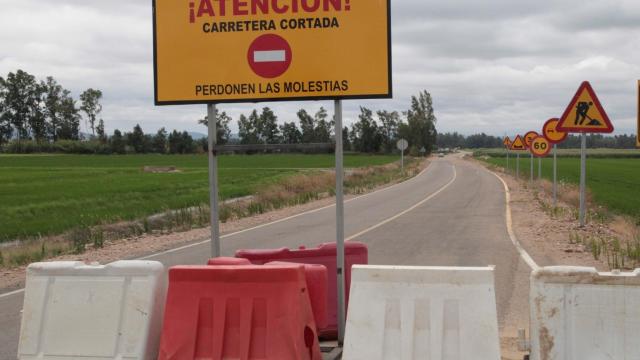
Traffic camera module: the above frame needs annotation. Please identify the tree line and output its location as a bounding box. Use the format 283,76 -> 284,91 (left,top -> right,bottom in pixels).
0,70 -> 104,145
2,78 -> 439,155
223,90 -> 438,155
437,132 -> 639,149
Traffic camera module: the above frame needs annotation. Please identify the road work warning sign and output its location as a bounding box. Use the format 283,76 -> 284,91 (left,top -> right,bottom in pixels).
557,81 -> 614,133
153,0 -> 392,105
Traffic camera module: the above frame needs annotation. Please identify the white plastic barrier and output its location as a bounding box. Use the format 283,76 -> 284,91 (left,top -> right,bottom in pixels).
530,266 -> 640,360
18,261 -> 166,360
343,265 -> 500,360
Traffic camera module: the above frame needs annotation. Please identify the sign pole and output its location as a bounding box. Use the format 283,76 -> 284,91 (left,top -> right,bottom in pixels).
530,152 -> 534,183
334,99 -> 346,345
553,144 -> 557,208
506,148 -> 510,173
516,153 -> 520,179
538,157 -> 542,180
207,103 -> 221,257
401,147 -> 404,173
579,133 -> 587,227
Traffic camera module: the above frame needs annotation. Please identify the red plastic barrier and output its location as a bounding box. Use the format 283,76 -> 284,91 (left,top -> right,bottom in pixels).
207,257 -> 251,266
236,242 -> 368,338
206,257 -> 328,329
266,261 -> 328,329
158,264 -> 321,360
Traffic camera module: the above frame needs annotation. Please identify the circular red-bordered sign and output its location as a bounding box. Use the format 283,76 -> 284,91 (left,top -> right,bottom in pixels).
542,118 -> 568,144
247,34 -> 292,79
524,131 -> 539,149
530,136 -> 552,157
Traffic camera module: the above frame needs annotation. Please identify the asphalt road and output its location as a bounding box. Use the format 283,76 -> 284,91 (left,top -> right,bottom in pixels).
0,155 -> 531,359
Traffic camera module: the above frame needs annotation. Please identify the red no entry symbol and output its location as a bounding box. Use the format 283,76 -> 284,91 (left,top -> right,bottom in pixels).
247,34 -> 292,79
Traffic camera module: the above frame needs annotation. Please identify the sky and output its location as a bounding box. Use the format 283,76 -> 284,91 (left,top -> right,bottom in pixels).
1,0 -> 639,137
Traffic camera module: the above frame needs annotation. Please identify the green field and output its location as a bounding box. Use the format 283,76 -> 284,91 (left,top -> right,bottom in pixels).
483,153 -> 640,220
0,154 -> 397,242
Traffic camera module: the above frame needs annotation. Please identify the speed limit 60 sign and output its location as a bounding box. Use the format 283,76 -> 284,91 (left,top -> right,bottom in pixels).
530,136 -> 551,157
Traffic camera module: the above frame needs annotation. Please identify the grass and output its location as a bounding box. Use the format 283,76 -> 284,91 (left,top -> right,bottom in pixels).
0,154 -> 398,242
483,155 -> 640,221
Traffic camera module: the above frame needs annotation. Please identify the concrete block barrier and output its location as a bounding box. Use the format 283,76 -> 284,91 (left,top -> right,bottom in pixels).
236,242 -> 368,338
343,265 -> 500,360
18,260 -> 166,360
530,266 -> 640,360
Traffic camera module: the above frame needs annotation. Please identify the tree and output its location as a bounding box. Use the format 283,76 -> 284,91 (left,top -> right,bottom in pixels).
43,77 -> 66,141
259,107 -> 280,143
3,70 -> 42,142
152,128 -> 168,154
96,119 -> 107,143
314,107 -> 333,143
110,129 -> 126,154
280,122 -> 302,144
297,109 -> 316,143
128,124 -> 145,153
404,90 -> 437,154
377,110 -> 400,153
0,76 -> 11,145
79,88 -> 103,136
342,126 -> 351,151
57,96 -> 80,140
198,111 -> 232,144
351,107 -> 383,153
238,111 -> 260,144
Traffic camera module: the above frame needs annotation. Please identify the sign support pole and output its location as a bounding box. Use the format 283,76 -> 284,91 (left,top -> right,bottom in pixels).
553,144 -> 557,208
207,103 -> 221,258
506,148 -> 510,174
530,153 -> 534,183
579,133 -> 587,227
516,153 -> 520,180
401,148 -> 404,173
538,157 -> 542,180
334,99 -> 346,345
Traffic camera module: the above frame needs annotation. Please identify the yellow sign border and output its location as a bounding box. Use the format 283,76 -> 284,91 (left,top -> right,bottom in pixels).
152,0 -> 393,105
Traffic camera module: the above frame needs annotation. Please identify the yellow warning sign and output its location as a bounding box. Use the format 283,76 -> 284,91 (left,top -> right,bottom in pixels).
557,81 -> 614,133
503,137 -> 512,148
510,135 -> 526,151
153,0 -> 391,105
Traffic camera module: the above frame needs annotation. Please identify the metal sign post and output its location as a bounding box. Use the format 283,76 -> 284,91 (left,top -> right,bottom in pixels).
553,144 -> 558,207
538,157 -> 542,180
579,133 -> 587,227
207,104 -> 221,257
530,152 -> 534,183
506,148 -> 510,174
334,100 -> 346,345
516,153 -> 520,179
396,139 -> 408,172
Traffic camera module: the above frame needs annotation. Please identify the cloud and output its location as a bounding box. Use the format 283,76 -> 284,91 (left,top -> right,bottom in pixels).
1,0 -> 639,136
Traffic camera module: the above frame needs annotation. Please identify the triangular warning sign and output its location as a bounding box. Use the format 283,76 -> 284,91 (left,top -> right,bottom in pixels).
510,135 -> 526,151
503,137 -> 511,147
557,81 -> 614,133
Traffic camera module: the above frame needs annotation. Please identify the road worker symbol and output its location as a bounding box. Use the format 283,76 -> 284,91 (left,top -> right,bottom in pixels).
557,81 -> 614,133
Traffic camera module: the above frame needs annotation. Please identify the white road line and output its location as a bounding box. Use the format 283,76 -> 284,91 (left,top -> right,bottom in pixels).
346,164 -> 457,241
488,169 -> 540,270
0,163 -> 436,300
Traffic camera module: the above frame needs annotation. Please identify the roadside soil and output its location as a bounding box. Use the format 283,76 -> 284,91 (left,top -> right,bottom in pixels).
0,159 -> 430,292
